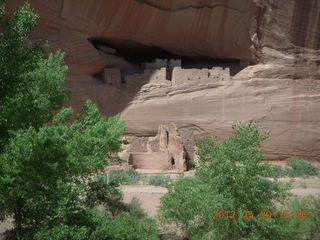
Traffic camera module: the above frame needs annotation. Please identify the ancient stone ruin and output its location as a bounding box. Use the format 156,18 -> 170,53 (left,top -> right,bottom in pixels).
120,123 -> 188,172
103,59 -> 230,172
104,58 -> 230,89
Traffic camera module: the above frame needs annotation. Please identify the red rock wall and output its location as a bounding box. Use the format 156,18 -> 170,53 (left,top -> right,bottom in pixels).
255,0 -> 320,64
7,0 -> 320,72
6,1 -> 320,161
7,0 -> 255,74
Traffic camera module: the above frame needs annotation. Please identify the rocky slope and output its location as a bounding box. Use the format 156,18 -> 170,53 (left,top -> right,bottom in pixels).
6,0 -> 320,161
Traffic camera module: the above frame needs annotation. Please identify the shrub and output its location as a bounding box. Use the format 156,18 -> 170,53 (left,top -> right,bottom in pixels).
107,169 -> 141,185
286,158 -> 318,177
90,209 -> 159,240
147,175 -> 172,187
269,165 -> 288,178
279,195 -> 320,240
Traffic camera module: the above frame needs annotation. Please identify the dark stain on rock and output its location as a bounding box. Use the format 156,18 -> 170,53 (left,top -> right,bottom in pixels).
316,4 -> 320,49
290,0 -> 312,48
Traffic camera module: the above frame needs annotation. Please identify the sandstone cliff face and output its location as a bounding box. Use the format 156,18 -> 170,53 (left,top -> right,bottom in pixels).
6,0 -> 320,161
65,63 -> 320,161
120,65 -> 320,161
7,0 -> 320,73
256,0 -> 320,65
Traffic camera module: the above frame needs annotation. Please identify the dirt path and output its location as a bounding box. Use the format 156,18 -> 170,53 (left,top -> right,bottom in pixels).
121,181 -> 320,218
121,185 -> 167,217
291,188 -> 320,196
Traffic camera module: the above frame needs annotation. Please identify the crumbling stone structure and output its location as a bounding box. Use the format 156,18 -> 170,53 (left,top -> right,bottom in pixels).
177,128 -> 195,162
104,58 -> 230,89
120,123 -> 187,172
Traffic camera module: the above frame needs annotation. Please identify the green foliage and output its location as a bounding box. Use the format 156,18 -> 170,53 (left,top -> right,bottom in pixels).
0,3 -> 159,240
159,123 -> 292,240
267,159 -> 319,178
84,174 -> 128,217
286,158 -> 319,177
40,195 -> 159,240
91,210 -> 159,240
268,165 -> 288,178
0,2 -> 69,149
147,175 -> 172,187
279,196 -> 320,240
107,169 -> 142,185
0,102 -> 126,238
34,224 -> 89,240
34,205 -> 159,240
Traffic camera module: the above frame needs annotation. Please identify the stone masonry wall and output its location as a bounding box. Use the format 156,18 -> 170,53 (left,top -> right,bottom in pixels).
172,67 -> 230,85
104,59 -> 230,89
125,67 -> 171,88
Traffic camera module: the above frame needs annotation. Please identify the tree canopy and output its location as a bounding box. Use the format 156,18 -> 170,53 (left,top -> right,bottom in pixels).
0,2 -> 158,239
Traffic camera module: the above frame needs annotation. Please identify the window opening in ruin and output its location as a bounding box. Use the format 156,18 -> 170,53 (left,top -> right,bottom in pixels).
171,157 -> 175,166
166,68 -> 173,81
120,69 -> 126,84
91,71 -> 105,83
166,131 -> 169,145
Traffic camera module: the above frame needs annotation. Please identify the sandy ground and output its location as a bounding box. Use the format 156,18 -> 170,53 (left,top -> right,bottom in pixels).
121,185 -> 167,217
0,219 -> 12,240
291,188 -> 320,196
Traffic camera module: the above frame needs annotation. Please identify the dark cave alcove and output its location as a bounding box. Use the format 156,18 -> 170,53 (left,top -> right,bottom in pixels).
88,37 -> 248,80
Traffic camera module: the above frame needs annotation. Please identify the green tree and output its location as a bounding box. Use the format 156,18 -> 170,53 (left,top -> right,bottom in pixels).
0,102 -> 126,238
0,1 -> 69,150
159,123 -> 292,240
0,2 -> 158,239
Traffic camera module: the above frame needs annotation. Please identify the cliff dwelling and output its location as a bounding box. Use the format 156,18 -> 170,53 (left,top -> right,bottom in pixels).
88,37 -> 248,82
103,58 -> 231,90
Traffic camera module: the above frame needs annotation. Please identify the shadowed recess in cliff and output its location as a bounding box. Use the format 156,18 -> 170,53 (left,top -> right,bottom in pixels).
88,37 -> 246,78
89,37 -> 179,63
